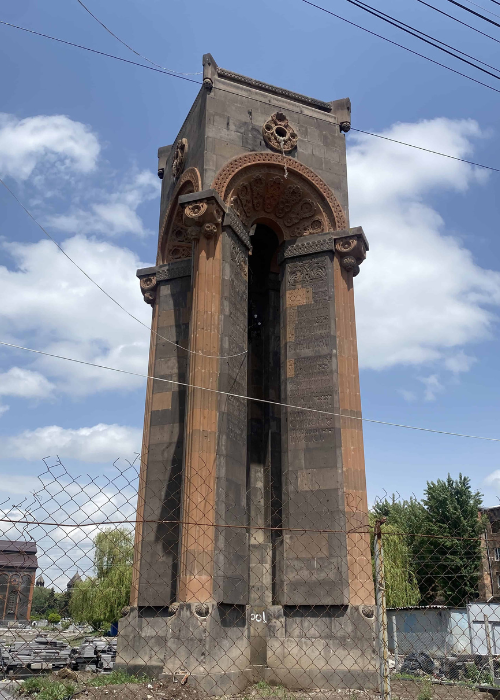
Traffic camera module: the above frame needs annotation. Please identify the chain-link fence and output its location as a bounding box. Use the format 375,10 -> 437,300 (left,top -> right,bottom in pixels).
0,459 -> 498,700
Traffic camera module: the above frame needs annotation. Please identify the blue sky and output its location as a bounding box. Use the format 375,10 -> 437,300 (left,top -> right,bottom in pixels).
1,0 -> 500,574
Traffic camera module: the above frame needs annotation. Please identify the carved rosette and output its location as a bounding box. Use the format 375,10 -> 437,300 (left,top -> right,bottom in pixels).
334,235 -> 367,277
171,138 -> 188,180
182,197 -> 224,240
262,112 -> 298,152
140,274 -> 157,305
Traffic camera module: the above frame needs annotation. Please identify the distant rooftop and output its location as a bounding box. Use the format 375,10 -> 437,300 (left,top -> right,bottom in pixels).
0,540 -> 38,570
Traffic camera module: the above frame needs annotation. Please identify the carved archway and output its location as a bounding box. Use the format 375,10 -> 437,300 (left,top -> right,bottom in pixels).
212,153 -> 347,239
157,167 -> 202,264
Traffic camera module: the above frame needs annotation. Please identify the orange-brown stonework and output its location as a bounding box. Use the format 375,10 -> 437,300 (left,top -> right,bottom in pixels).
157,167 -> 202,264
212,153 -> 347,236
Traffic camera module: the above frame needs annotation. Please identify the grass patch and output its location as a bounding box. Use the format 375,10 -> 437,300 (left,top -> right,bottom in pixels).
416,679 -> 433,700
85,669 -> 148,687
21,676 -> 76,700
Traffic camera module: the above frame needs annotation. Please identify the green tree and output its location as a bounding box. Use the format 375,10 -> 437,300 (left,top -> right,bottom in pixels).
70,528 -> 133,631
420,474 -> 484,606
31,586 -> 57,618
47,612 -> 61,625
372,475 -> 484,608
370,505 -> 422,608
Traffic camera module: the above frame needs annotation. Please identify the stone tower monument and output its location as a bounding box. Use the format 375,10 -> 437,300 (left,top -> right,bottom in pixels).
117,54 -> 376,693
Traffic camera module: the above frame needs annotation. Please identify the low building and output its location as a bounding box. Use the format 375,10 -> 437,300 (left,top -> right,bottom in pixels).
0,540 -> 38,621
387,606 -> 471,657
479,506 -> 500,602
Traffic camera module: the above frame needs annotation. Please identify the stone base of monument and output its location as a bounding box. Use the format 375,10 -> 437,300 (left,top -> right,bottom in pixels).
116,603 -> 378,695
116,603 -> 252,694
263,605 -> 379,691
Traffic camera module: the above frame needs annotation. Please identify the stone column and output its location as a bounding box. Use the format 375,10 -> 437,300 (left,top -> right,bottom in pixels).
176,192 -> 225,604
333,230 -> 375,606
277,232 -> 348,606
176,193 -> 251,606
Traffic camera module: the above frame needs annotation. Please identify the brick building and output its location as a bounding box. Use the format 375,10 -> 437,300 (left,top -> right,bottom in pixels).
0,540 -> 38,621
479,506 -> 500,602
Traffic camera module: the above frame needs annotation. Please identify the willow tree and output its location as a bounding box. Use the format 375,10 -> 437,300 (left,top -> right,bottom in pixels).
70,528 -> 133,631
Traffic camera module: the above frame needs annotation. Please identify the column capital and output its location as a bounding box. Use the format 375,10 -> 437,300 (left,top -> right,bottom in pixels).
136,259 -> 192,305
278,226 -> 369,276
179,189 -> 226,241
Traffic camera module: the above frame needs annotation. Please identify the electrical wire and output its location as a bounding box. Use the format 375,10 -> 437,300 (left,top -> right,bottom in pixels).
443,0 -> 500,27
0,176 -> 247,360
349,127 -> 500,171
301,1 -> 500,93
460,0 -> 500,19
358,0 -> 500,75
416,0 -> 500,45
4,15 -> 500,164
341,0 -> 500,81
3,10 -> 500,102
1,340 -> 500,443
74,0 -> 201,76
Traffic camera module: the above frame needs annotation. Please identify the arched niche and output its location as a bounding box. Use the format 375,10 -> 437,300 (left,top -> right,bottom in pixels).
212,153 -> 347,241
157,167 -> 202,264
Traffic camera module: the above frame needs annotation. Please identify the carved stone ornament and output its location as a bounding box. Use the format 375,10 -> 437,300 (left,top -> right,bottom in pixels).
139,274 -> 157,305
262,112 -> 298,153
212,153 -> 347,233
335,235 -> 367,277
157,167 -> 202,264
171,138 -> 188,179
182,196 -> 224,240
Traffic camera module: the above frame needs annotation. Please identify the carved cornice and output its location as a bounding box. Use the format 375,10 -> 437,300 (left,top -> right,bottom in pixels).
136,259 -> 192,304
216,68 -> 332,113
223,208 -> 251,250
212,152 -> 347,232
278,232 -> 337,264
278,226 -> 368,276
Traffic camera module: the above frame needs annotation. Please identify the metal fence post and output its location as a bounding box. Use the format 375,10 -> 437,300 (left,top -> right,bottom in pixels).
484,614 -> 496,686
374,519 -> 391,700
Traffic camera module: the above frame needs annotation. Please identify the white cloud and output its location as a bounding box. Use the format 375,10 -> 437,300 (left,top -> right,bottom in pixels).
0,423 -> 141,462
348,118 -> 500,372
46,170 -> 160,237
0,113 -> 100,181
399,389 -> 417,403
0,405 -> 9,416
484,470 -> 500,498
419,373 -> 444,401
444,351 -> 477,374
0,235 -> 152,396
0,367 -> 55,398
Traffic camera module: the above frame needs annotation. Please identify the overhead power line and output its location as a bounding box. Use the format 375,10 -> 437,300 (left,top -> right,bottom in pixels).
352,0 -> 500,75
301,1 -> 500,94
74,0 -> 201,76
350,127 -> 500,171
2,340 -> 500,443
1,21 -> 499,171
460,0 -> 500,19
0,176 -> 246,360
338,0 -> 500,81
416,0 -> 500,45
443,0 -> 500,27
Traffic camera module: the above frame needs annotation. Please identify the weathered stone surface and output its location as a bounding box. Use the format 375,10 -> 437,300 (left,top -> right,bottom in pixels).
123,52 -> 376,694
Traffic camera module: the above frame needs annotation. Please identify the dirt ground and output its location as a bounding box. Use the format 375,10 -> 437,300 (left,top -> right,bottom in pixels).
12,673 -> 500,700
74,680 -> 499,700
